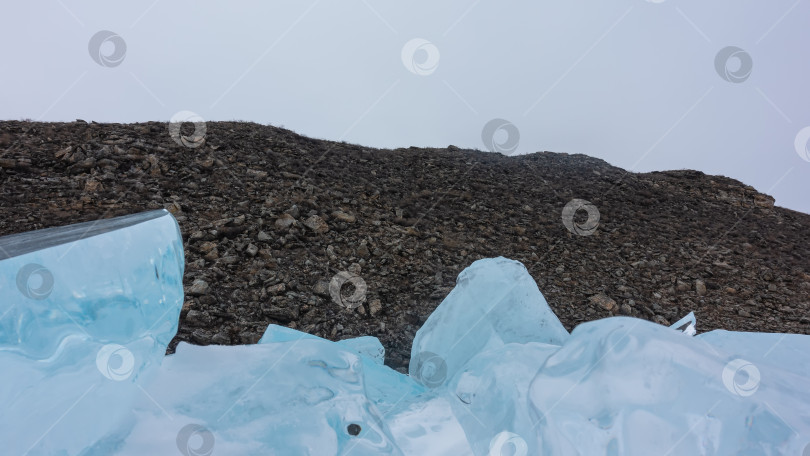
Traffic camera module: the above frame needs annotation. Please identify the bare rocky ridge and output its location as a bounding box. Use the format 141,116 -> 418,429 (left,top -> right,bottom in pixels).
1,120 -> 808,371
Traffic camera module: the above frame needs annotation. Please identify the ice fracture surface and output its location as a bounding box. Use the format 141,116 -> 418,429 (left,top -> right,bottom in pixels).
0,210 -> 185,455
1,212 -> 809,455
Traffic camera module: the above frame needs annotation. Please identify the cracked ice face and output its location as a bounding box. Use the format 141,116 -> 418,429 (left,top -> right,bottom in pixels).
0,210 -> 185,455
121,339 -> 403,455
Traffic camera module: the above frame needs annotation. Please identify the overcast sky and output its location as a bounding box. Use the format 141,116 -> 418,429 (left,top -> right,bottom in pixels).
1,1 -> 808,214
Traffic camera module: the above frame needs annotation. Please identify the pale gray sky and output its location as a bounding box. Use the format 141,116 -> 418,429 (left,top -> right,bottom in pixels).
1,0 -> 808,213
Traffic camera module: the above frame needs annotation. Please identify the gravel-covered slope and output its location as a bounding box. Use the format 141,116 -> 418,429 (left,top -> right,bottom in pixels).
1,120 -> 808,371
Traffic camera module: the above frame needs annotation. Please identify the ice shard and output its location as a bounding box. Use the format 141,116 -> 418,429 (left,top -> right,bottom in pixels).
0,210 -> 184,455
409,257 -> 569,389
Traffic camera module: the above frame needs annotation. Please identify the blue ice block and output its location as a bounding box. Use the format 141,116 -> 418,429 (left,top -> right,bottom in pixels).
0,210 -> 184,455
409,257 -> 569,389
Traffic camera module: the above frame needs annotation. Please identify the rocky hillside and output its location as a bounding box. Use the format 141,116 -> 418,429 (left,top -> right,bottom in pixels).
1,120 -> 808,371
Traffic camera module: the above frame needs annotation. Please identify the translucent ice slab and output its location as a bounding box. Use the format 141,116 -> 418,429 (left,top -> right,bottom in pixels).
0,210 -> 184,455
409,257 -> 569,389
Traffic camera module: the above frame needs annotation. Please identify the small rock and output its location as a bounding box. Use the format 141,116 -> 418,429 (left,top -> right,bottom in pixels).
263,304 -> 299,322
187,279 -> 210,296
725,287 -> 737,294
164,201 -> 182,214
190,329 -> 211,345
589,293 -> 618,312
313,280 -> 330,297
266,283 -> 286,295
246,169 -> 268,179
369,299 -> 382,316
675,280 -> 690,292
760,268 -> 774,282
653,315 -> 670,326
695,280 -> 707,296
738,309 -> 751,317
84,179 -> 102,192
184,309 -> 208,326
274,214 -> 296,231
198,241 -> 217,253
239,331 -> 262,344
246,243 -> 259,257
219,255 -> 239,265
753,193 -> 775,208
211,332 -> 231,345
356,244 -> 370,258
303,215 -> 329,234
332,210 -> 356,223
198,157 -> 215,168
620,303 -> 633,315
257,231 -> 273,242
